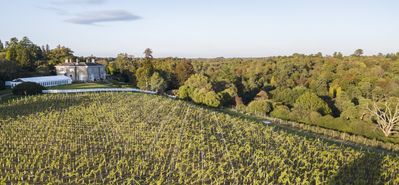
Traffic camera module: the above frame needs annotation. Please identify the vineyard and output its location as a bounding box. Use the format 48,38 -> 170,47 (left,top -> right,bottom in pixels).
0,93 -> 399,184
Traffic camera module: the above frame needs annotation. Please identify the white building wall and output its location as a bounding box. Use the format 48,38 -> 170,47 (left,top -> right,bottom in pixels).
55,64 -> 106,82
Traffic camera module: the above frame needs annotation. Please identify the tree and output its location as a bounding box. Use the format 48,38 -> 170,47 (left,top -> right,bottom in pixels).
293,92 -> 332,115
136,60 -> 154,90
329,84 -> 342,98
246,99 -> 273,116
333,52 -> 343,59
0,80 -> 4,90
12,82 -> 46,96
340,105 -> 359,120
309,79 -> 329,96
0,60 -> 20,80
353,49 -> 364,57
150,72 -> 167,93
175,60 -> 195,85
114,53 -> 134,72
367,100 -> 399,137
178,85 -> 191,100
271,87 -> 307,106
219,85 -> 238,106
35,64 -> 52,75
203,91 -> 221,107
4,37 -> 44,69
47,45 -> 74,66
178,74 -> 221,107
178,74 -> 212,99
144,48 -> 153,59
106,62 -> 117,75
0,40 -> 3,51
270,105 -> 291,120
255,90 -> 269,100
112,53 -> 137,83
5,38 -> 18,62
237,76 -> 262,104
45,44 -> 50,53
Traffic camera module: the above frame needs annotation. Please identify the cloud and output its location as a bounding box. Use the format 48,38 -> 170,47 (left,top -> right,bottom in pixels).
54,0 -> 106,5
65,10 -> 141,25
37,6 -> 69,15
38,0 -> 106,15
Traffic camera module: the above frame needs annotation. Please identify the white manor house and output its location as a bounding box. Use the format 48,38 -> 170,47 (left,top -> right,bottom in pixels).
55,59 -> 106,82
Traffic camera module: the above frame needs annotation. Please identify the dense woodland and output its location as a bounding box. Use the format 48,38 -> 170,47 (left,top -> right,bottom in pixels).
1,37 -> 399,143
0,37 -> 73,82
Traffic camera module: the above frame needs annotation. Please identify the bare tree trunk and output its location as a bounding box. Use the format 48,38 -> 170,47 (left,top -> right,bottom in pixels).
360,112 -> 366,120
367,101 -> 399,137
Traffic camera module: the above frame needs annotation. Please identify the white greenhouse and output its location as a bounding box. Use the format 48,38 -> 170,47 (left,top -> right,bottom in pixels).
6,75 -> 72,88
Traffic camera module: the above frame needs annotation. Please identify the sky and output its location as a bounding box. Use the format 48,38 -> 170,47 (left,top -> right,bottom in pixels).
0,0 -> 398,58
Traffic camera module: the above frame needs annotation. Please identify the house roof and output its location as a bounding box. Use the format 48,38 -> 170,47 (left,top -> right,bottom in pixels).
56,62 -> 104,67
13,75 -> 72,83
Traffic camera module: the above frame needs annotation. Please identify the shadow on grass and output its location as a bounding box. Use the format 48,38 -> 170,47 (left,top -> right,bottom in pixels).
328,153 -> 384,185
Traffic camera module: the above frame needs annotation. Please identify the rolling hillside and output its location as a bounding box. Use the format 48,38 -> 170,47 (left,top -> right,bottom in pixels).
0,93 -> 398,184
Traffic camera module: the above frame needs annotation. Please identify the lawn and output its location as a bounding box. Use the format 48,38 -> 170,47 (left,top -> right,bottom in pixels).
0,89 -> 12,96
48,81 -> 134,90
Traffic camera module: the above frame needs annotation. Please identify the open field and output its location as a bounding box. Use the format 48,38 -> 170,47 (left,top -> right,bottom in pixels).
0,93 -> 398,184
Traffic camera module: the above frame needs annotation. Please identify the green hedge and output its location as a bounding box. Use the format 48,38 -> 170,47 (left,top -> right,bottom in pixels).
0,80 -> 5,90
12,82 -> 46,96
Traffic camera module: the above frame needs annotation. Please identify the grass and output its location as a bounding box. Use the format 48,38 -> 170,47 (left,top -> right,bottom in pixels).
0,89 -> 13,102
0,81 -> 134,103
48,81 -> 134,90
0,89 -> 12,96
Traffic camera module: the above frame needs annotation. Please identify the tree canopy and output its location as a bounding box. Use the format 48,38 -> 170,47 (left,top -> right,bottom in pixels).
178,74 -> 221,107
47,45 -> 74,66
144,48 -> 153,59
294,92 -> 332,115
